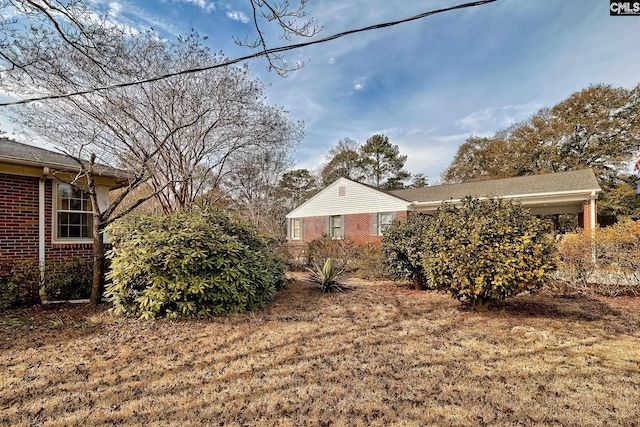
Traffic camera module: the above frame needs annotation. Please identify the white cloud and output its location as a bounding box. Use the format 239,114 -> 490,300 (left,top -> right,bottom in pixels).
456,102 -> 541,132
107,2 -> 123,19
173,0 -> 213,10
327,57 -> 335,64
354,82 -> 363,90
84,0 -> 181,36
122,4 -> 182,36
226,11 -> 249,23
456,108 -> 495,131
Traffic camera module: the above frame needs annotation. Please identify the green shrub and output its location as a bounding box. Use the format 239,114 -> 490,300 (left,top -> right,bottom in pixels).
382,214 -> 432,289
350,242 -> 389,280
105,209 -> 284,319
44,257 -> 93,301
305,234 -> 357,271
422,198 -> 557,311
0,258 -> 41,310
307,258 -> 347,293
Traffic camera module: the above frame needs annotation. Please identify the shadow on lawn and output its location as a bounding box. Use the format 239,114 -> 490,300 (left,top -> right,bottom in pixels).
488,294 -> 639,333
0,303 -> 113,351
2,278 -> 639,426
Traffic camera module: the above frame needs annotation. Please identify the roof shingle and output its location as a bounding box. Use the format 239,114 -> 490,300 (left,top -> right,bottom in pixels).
0,138 -> 125,179
389,169 -> 601,203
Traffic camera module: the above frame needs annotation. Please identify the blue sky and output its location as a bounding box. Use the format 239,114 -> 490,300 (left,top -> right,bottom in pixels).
1,0 -> 639,182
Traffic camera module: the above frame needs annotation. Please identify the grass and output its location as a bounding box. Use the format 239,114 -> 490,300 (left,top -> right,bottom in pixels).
1,276 -> 639,427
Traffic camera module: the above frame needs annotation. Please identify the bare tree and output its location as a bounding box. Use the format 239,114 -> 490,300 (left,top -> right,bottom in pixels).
0,0 -> 319,79
224,147 -> 295,236
4,27 -> 301,303
321,138 -> 364,186
236,0 -> 321,75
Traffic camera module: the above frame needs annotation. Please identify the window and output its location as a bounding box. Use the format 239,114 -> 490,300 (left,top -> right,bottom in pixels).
330,215 -> 343,238
377,212 -> 394,235
56,183 -> 93,240
291,218 -> 301,240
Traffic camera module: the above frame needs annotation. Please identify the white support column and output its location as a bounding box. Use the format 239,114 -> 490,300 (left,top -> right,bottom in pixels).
590,190 -> 597,262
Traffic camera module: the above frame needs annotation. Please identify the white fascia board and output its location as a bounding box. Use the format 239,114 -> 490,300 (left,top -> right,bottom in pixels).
408,189 -> 602,209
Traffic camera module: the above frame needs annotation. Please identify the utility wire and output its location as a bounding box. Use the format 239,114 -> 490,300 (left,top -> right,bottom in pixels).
0,0 -> 499,107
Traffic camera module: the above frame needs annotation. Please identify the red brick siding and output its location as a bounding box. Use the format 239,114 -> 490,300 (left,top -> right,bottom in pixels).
0,175 -> 95,262
578,198 -> 597,232
301,216 -> 328,242
291,210 -> 410,245
45,180 -> 94,262
0,173 -> 39,259
396,211 -> 408,221
344,213 -> 372,245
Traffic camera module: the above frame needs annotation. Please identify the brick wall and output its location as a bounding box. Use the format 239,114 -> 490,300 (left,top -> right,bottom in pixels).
301,216 -> 328,242
344,213 -> 373,245
0,174 -> 95,262
292,210 -> 410,245
0,173 -> 39,259
578,198 -> 597,232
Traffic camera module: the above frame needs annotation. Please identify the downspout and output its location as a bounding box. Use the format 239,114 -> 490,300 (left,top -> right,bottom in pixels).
39,167 -> 49,283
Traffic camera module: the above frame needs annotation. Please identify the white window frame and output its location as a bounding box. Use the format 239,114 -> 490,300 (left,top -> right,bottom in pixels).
377,212 -> 394,235
53,182 -> 94,243
330,215 -> 344,239
291,218 -> 302,240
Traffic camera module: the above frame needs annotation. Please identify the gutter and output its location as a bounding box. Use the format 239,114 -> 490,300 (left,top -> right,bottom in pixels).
408,188 -> 602,209
0,154 -> 129,181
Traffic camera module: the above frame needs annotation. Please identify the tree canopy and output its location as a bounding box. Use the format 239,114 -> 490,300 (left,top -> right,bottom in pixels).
360,134 -> 411,189
1,21 -> 301,302
444,84 -> 640,183
442,84 -> 640,224
320,134 -> 414,190
320,138 -> 363,186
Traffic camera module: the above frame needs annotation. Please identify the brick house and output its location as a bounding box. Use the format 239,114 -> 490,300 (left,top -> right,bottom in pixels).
0,138 -> 125,268
285,169 -> 601,247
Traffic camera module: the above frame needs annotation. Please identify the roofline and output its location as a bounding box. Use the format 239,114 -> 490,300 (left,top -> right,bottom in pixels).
285,177 -> 410,218
0,153 -> 126,180
408,188 -> 602,208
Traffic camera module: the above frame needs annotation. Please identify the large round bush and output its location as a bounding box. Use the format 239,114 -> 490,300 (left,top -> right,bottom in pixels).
382,214 -> 432,289
421,197 -> 557,311
105,209 -> 285,319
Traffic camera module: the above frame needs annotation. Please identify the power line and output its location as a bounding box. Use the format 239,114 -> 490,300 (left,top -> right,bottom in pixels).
0,0 -> 499,107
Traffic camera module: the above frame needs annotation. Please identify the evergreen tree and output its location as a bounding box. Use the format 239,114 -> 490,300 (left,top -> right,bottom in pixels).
360,134 -> 411,189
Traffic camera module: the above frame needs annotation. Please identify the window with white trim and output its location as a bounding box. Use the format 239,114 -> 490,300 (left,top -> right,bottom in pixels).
378,212 -> 394,235
330,215 -> 343,238
291,218 -> 302,240
56,183 -> 93,240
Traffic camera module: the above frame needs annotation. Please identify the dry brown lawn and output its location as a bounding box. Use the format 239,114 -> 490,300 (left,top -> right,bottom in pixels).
1,276 -> 639,427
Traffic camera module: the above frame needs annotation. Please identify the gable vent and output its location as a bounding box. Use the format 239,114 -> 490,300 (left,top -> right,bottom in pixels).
338,185 -> 346,196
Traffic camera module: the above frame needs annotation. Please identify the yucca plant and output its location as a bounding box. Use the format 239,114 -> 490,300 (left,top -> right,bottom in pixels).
307,258 -> 347,293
